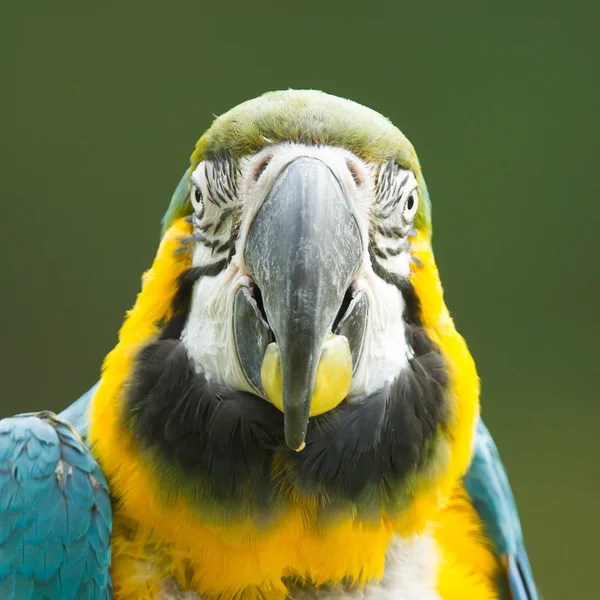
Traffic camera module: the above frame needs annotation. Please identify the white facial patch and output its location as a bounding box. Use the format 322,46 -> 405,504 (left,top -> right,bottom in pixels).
183,143 -> 417,397
349,264 -> 411,397
181,252 -> 254,392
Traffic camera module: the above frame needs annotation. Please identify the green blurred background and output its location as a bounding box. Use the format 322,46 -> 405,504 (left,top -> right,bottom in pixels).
3,2 -> 599,596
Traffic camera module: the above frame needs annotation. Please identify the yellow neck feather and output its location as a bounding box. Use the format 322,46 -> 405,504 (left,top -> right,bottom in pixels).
89,220 -> 480,599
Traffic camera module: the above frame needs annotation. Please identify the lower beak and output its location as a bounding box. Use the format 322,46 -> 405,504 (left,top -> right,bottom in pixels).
243,157 -> 363,450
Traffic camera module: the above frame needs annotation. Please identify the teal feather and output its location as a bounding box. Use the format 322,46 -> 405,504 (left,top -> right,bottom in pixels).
464,418 -> 539,600
0,411 -> 112,599
161,169 -> 191,237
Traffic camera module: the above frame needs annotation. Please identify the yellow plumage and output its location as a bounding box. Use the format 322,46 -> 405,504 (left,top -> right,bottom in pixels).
89,218 -> 498,599
436,485 -> 501,599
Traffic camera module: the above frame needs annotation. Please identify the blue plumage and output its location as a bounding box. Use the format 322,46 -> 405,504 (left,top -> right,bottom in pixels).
0,411 -> 112,599
0,386 -> 538,599
464,418 -> 539,600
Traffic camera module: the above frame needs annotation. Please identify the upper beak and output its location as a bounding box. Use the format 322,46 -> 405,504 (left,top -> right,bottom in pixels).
243,157 -> 363,450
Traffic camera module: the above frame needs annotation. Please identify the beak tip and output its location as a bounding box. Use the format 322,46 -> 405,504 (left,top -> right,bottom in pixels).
284,421 -> 308,452
291,441 -> 306,452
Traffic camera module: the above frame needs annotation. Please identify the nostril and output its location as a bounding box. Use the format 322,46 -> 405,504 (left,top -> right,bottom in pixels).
254,155 -> 273,181
333,286 -> 354,332
345,159 -> 362,187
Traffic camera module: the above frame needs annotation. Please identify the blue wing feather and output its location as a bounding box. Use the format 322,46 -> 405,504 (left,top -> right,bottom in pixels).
464,418 -> 539,600
0,410 -> 112,599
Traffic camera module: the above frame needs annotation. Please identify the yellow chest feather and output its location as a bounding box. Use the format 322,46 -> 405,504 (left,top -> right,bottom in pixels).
89,221 -> 498,599
108,485 -> 500,600
110,502 -> 394,599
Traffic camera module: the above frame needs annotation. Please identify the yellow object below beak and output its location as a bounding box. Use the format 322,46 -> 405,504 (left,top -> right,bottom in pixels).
261,333 -> 352,418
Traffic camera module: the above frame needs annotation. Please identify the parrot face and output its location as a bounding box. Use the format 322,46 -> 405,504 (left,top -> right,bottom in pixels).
182,143 -> 421,450
121,90 -> 458,527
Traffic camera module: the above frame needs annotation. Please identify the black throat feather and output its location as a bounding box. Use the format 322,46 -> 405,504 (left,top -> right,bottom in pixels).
123,262 -> 449,524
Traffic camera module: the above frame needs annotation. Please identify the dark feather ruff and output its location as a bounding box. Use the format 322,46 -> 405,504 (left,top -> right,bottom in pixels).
123,266 -> 449,520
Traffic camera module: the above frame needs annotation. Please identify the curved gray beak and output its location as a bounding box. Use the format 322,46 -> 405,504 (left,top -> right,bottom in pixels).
244,157 -> 363,450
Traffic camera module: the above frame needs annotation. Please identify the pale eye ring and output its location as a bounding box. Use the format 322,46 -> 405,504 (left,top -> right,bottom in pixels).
402,191 -> 419,223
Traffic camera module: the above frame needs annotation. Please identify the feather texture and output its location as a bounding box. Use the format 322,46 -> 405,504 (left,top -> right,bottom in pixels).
123,319 -> 448,522
464,419 -> 539,600
0,411 -> 112,599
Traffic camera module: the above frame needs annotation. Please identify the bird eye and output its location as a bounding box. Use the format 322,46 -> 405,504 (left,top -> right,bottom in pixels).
191,184 -> 203,213
402,191 -> 419,223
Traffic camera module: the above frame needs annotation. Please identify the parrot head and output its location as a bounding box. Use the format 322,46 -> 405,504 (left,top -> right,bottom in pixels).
93,90 -> 478,529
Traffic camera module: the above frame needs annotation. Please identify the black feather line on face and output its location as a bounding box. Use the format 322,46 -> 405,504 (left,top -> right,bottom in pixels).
158,262 -> 229,340
369,250 -> 421,326
124,265 -> 449,519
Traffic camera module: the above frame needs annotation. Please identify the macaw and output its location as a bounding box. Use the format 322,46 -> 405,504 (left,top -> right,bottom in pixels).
0,90 -> 539,600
